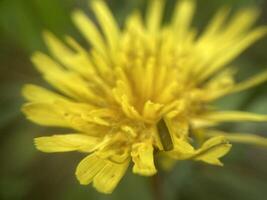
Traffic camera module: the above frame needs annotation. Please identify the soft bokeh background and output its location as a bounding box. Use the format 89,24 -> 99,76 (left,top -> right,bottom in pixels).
1,0 -> 267,199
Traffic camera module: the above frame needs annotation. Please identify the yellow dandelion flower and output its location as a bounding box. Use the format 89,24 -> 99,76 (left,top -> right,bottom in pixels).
22,0 -> 267,194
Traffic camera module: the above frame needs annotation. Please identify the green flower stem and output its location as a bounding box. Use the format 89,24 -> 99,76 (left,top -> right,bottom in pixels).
151,173 -> 164,200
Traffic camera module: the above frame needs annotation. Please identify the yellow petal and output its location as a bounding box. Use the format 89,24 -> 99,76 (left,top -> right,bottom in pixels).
200,7 -> 230,40
146,0 -> 165,33
43,31 -> 96,77
143,101 -> 163,121
190,119 -> 218,129
194,7 -> 265,82
34,134 -> 101,153
32,51 -> 63,75
72,10 -> 107,57
31,52 -> 104,104
22,84 -> 67,103
200,111 -> 267,122
162,100 -> 187,118
223,8 -> 260,38
143,58 -> 156,100
193,136 -> 232,166
76,154 -> 107,185
90,50 -> 115,84
131,142 -> 157,176
172,0 -> 196,39
115,68 -> 133,99
199,27 -> 267,81
91,0 -> 120,51
43,31 -> 71,61
168,138 -> 195,160
125,11 -> 144,34
22,103 -> 67,127
205,130 -> 267,148
22,101 -> 108,133
54,101 -> 112,129
112,88 -> 142,121
93,160 -> 129,194
156,81 -> 179,103
76,153 -> 129,194
230,70 -> 267,94
201,68 -> 235,101
165,117 -> 189,140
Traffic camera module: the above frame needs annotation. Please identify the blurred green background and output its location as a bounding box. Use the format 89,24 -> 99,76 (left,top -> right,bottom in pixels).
1,0 -> 267,199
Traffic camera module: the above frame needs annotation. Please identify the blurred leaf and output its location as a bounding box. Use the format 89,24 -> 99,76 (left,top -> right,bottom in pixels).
175,165 -> 267,200
0,83 -> 23,129
0,0 -> 73,52
163,161 -> 194,200
0,0 -> 44,52
0,177 -> 31,200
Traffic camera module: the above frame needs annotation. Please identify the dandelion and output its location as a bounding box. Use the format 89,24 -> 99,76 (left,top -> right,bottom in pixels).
22,0 -> 267,194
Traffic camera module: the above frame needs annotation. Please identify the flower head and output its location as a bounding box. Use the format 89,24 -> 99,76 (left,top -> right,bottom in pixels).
22,0 -> 267,194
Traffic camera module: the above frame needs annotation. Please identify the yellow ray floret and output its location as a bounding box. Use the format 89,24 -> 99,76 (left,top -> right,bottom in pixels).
34,134 -> 101,153
22,0 -> 267,194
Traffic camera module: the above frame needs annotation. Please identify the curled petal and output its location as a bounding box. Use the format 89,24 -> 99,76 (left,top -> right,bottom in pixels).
193,136 -> 232,166
131,142 -> 157,176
